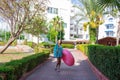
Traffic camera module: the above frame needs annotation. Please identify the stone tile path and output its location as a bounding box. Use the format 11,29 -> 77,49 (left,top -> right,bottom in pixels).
21,49 -> 98,80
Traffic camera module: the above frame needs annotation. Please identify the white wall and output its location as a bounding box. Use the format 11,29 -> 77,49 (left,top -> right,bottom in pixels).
98,15 -> 118,39
46,0 -> 71,40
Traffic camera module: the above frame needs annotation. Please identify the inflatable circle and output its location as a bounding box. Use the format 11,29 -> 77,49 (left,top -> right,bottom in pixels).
62,49 -> 75,66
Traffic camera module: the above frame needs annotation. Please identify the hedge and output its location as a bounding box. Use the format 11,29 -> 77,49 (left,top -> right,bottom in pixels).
62,44 -> 74,49
0,42 -> 5,46
76,44 -> 88,55
0,51 -> 50,80
77,44 -> 120,80
26,42 -> 37,48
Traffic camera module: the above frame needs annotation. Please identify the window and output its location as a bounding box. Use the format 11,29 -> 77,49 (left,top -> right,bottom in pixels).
105,24 -> 114,29
105,31 -> 114,36
70,27 -> 73,30
78,35 -> 83,39
86,34 -> 89,39
108,18 -> 113,22
63,23 -> 67,28
70,34 -> 73,37
47,7 -> 58,14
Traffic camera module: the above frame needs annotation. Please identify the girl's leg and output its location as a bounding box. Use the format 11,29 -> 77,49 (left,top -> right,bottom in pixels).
55,58 -> 59,70
57,57 -> 61,72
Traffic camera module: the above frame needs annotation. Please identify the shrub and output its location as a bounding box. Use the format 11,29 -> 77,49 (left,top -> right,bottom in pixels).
23,39 -> 27,45
27,42 -> 37,48
0,42 -> 5,46
62,44 -> 74,49
0,51 -> 50,80
77,44 -> 120,80
11,40 -> 17,46
41,42 -> 55,48
34,46 -> 51,53
76,44 -> 88,55
88,45 -> 120,80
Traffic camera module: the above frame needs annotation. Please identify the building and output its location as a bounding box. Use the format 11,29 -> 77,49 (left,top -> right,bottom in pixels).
70,4 -> 89,41
98,15 -> 118,39
24,0 -> 71,43
46,0 -> 71,40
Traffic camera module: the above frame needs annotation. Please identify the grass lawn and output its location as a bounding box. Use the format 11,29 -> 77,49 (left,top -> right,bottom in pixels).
0,48 -> 34,66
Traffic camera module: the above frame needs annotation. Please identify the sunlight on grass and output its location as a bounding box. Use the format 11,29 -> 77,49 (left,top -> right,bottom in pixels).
0,48 -> 34,65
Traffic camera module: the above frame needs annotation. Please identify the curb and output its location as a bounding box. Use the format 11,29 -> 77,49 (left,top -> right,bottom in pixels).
79,50 -> 109,80
19,57 -> 51,80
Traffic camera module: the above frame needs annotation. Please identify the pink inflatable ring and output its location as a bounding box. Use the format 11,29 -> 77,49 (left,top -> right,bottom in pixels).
62,49 -> 75,66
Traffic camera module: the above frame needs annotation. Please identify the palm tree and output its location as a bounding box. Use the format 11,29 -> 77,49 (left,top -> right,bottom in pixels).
73,0 -> 104,44
50,16 -> 64,42
97,0 -> 120,46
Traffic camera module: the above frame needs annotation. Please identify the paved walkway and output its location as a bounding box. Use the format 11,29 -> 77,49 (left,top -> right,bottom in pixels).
21,49 -> 98,80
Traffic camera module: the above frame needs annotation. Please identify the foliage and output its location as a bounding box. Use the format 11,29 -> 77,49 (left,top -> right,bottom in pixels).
11,40 -> 17,46
40,42 -> 55,48
97,0 -> 120,46
0,42 -> 6,46
0,30 -> 10,42
57,31 -> 65,40
76,44 -> 88,55
47,25 -> 58,42
77,44 -> 120,80
47,16 -> 65,42
23,39 -> 27,45
17,34 -> 25,40
34,46 -> 51,53
0,51 -> 50,80
62,44 -> 74,49
97,0 -> 120,11
25,15 -> 48,44
73,0 -> 104,44
0,0 -> 48,53
26,42 -> 37,48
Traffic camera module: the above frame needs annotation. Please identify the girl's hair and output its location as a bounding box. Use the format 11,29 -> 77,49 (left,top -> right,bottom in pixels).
58,39 -> 62,45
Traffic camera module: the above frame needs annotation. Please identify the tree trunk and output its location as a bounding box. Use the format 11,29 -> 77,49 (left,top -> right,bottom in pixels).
96,27 -> 99,44
37,36 -> 39,45
0,37 -> 16,54
89,27 -> 96,44
116,19 -> 120,46
55,36 -> 57,43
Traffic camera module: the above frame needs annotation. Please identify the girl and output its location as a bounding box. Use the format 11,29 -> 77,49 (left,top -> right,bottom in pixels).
53,40 -> 63,72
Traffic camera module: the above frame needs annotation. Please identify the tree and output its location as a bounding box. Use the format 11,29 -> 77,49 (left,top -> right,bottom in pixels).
73,0 -> 104,44
47,25 -> 58,42
25,15 -> 48,44
0,30 -> 10,42
49,16 -> 64,43
97,0 -> 120,46
0,0 -> 48,53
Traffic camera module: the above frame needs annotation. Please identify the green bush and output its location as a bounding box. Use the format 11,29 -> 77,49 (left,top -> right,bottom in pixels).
41,42 -> 54,48
77,44 -> 120,80
0,51 -> 50,80
76,44 -> 88,55
11,40 -> 17,46
62,44 -> 74,49
88,45 -> 120,80
27,42 -> 37,48
23,39 -> 27,45
0,42 -> 6,46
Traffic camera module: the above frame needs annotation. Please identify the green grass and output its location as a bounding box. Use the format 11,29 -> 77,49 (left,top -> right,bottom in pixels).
0,53 -> 33,63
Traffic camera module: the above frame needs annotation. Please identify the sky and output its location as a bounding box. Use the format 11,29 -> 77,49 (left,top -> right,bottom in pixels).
71,0 -> 80,4
71,0 -> 82,6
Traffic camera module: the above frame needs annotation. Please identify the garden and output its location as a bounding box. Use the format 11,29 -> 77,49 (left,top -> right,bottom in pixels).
0,0 -> 120,80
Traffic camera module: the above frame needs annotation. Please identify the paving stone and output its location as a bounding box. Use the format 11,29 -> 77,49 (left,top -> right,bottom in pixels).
22,49 -> 98,80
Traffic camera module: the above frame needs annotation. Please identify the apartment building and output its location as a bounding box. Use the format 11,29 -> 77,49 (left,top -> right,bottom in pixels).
70,4 -> 89,41
25,0 -> 71,43
46,0 -> 71,40
98,15 -> 118,39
